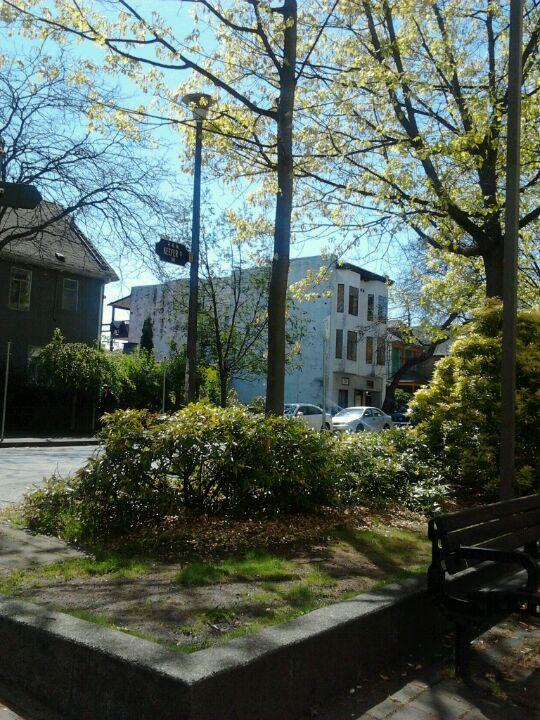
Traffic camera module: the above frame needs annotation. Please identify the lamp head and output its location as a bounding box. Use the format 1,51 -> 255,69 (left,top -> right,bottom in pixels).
182,92 -> 215,120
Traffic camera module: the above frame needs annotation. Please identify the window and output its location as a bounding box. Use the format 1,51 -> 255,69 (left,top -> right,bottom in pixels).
367,294 -> 374,321
377,295 -> 388,322
377,337 -> 386,365
348,286 -> 359,316
366,336 -> 373,364
373,410 -> 383,417
346,330 -> 357,361
336,283 -> 344,313
335,329 -> 343,359
62,278 -> 79,312
9,267 -> 32,311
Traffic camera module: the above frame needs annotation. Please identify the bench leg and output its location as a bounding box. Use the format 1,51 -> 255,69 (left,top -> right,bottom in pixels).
455,624 -> 471,680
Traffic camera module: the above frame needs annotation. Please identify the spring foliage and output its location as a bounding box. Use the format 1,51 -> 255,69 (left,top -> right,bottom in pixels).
411,302 -> 540,497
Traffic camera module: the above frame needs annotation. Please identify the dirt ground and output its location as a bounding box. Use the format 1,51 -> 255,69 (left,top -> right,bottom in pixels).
1,508 -> 431,652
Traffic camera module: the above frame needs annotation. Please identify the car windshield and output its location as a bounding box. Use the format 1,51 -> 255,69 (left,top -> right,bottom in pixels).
334,408 -> 363,418
284,404 -> 297,416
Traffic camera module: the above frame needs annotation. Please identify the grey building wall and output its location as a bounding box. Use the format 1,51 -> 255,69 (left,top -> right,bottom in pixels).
0,259 -> 104,369
125,255 -> 389,409
127,280 -> 188,359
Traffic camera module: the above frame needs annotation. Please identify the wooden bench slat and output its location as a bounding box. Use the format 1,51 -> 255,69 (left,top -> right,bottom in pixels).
445,507 -> 540,551
428,493 -> 540,678
443,525 -> 540,574
436,494 -> 540,533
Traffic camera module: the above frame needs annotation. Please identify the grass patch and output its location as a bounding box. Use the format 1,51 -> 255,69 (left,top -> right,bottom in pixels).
282,583 -> 316,606
333,526 -> 430,574
0,554 -> 152,595
174,551 -> 296,586
0,507 -> 27,528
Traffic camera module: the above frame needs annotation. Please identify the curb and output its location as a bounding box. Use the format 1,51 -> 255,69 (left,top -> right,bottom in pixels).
0,578 -> 448,720
0,439 -> 100,449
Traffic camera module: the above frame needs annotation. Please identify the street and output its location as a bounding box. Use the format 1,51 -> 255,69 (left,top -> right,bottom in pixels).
0,447 -> 96,508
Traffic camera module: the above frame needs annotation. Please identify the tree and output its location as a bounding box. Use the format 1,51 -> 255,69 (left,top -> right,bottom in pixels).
0,46 -> 183,263
199,239 -> 269,407
411,302 -> 540,497
299,0 -> 540,298
31,329 -> 113,430
5,0 -> 342,414
383,245 -> 485,410
139,317 -> 154,354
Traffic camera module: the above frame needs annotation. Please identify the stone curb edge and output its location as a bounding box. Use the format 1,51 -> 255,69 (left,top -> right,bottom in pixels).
0,577 -> 447,720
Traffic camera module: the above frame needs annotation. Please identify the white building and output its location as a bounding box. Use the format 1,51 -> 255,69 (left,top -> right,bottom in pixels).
119,255 -> 390,409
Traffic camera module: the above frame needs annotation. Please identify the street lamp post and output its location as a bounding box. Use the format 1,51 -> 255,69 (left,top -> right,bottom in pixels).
182,93 -> 214,404
500,0 -> 523,500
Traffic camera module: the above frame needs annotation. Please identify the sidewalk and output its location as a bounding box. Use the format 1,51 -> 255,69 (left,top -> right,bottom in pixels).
0,524 -> 83,577
308,616 -> 540,720
0,437 -> 99,449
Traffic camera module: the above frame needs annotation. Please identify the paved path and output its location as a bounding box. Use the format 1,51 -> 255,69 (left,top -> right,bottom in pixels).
0,524 -> 83,577
307,616 -> 540,720
0,446 -> 96,508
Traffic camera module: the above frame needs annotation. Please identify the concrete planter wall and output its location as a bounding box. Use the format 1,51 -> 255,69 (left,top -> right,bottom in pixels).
0,578 -> 446,720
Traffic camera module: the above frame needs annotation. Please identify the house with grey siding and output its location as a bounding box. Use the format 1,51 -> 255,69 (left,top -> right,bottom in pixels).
0,202 -> 118,369
119,255 -> 390,409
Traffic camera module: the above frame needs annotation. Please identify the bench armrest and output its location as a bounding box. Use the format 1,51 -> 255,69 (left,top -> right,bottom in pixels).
458,546 -> 539,593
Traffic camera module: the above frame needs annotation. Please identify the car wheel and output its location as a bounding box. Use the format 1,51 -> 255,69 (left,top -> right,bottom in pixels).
383,423 -> 390,430
322,422 -> 331,431
356,423 -> 364,432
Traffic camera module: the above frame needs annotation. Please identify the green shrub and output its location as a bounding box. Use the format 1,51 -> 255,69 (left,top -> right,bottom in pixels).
22,403 -> 449,543
333,429 -> 448,513
22,474 -> 80,539
149,403 -> 337,514
411,302 -> 540,498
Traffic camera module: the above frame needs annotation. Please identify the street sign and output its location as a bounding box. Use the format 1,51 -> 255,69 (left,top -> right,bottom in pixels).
0,182 -> 42,209
155,237 -> 190,266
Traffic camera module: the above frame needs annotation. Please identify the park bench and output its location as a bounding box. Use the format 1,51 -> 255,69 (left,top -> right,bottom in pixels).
428,493 -> 540,677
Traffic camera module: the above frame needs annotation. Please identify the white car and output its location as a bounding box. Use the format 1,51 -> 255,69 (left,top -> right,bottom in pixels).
284,403 -> 332,431
331,406 -> 393,433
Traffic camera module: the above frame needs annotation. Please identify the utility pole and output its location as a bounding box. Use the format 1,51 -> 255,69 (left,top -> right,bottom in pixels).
500,0 -> 523,500
1,341 -> 11,442
182,93 -> 214,404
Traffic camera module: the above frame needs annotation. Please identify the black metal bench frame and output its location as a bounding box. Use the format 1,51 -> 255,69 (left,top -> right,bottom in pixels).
428,493 -> 540,677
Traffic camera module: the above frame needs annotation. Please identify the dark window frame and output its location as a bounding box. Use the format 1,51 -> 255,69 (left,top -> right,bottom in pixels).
61,277 -> 79,312
335,328 -> 343,359
377,295 -> 388,322
376,336 -> 386,365
366,336 -> 373,364
348,286 -> 359,316
8,267 -> 32,311
337,283 -> 345,313
367,293 -> 374,321
346,330 -> 357,361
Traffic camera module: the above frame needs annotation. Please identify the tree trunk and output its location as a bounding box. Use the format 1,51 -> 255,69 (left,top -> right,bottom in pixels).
483,243 -> 504,298
219,373 -> 228,408
265,0 -> 297,415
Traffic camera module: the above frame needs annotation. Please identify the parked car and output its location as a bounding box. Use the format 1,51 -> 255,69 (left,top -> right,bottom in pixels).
391,411 -> 410,427
284,403 -> 332,431
331,406 -> 393,433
